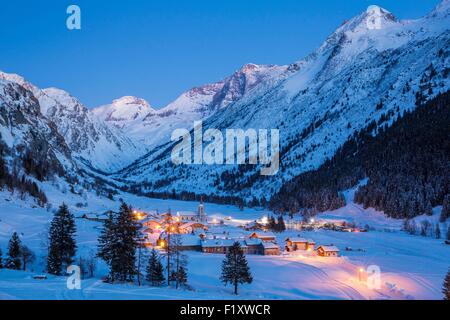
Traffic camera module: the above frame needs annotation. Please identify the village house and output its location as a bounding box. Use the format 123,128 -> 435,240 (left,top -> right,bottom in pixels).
178,222 -> 208,234
175,202 -> 208,223
80,213 -> 108,222
201,239 -> 238,254
285,238 -> 316,251
262,242 -> 281,255
243,221 -> 266,231
317,245 -> 340,257
248,232 -> 276,242
142,219 -> 162,232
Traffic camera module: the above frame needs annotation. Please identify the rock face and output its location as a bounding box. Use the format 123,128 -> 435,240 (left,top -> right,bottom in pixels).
0,72 -> 146,173
0,79 -> 75,180
115,3 -> 450,199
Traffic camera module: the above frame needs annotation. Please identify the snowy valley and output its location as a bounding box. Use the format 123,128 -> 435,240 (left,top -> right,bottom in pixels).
0,1 -> 449,301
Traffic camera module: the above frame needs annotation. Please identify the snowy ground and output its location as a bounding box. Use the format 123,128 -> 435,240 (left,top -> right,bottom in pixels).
0,186 -> 448,300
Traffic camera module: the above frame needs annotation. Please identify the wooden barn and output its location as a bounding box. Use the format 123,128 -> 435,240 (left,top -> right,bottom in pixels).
317,245 -> 340,257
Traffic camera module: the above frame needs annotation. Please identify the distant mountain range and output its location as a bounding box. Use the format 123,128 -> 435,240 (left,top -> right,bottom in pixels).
0,1 -> 449,213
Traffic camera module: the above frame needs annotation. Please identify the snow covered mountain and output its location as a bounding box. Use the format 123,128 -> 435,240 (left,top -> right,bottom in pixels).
0,78 -> 75,182
115,2 -> 450,200
93,63 -> 289,148
0,72 -> 146,173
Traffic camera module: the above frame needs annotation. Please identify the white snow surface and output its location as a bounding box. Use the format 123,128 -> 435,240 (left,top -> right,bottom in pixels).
0,185 -> 448,300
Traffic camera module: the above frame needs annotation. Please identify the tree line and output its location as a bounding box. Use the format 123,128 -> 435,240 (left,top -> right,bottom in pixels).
271,90 -> 450,220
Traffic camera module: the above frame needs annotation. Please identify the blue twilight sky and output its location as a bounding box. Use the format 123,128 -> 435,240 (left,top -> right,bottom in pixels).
0,0 -> 441,108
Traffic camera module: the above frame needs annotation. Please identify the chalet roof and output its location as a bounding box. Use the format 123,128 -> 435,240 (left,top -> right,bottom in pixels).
202,239 -> 233,248
179,222 -> 206,229
250,232 -> 276,239
178,234 -> 202,246
262,242 -> 280,249
245,238 -> 263,246
176,211 -> 198,216
317,245 -> 340,252
286,237 -> 308,243
144,233 -> 160,245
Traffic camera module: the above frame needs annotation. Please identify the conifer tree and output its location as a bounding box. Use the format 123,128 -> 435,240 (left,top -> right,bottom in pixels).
47,203 -> 77,275
146,249 -> 165,286
443,268 -> 450,300
220,241 -> 253,295
268,216 -> 276,231
277,215 -> 286,232
20,245 -> 35,271
440,195 -> 449,223
176,266 -> 188,287
0,248 -> 3,269
435,224 -> 441,239
97,212 -> 115,273
6,232 -> 22,270
98,203 -> 139,283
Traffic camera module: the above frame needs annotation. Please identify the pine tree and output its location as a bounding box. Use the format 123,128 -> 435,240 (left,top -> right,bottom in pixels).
220,241 -> 253,295
6,232 -> 22,270
99,203 -> 139,283
20,245 -> 35,271
47,203 -> 77,275
176,266 -> 188,287
268,216 -> 276,231
97,212 -> 115,276
435,224 -> 441,239
168,234 -> 188,289
277,216 -> 286,232
0,248 -> 3,269
146,249 -> 165,286
440,195 -> 450,223
443,269 -> 450,300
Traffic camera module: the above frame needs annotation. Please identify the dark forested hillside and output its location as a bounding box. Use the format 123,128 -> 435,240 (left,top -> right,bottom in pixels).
270,91 -> 450,219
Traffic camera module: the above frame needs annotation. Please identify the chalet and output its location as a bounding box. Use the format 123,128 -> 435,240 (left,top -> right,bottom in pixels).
201,239 -> 247,254
142,233 -> 161,247
262,242 -> 280,255
285,238 -> 316,251
244,238 -> 264,255
248,232 -> 276,242
175,202 -> 208,223
80,213 -> 108,222
178,222 -> 208,234
317,245 -> 340,257
244,221 -> 265,231
176,234 -> 202,251
142,219 -> 162,231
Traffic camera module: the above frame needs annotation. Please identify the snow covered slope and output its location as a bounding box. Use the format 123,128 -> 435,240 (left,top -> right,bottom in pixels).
0,78 -> 75,179
93,64 -> 289,148
0,72 -> 146,173
116,2 -> 450,199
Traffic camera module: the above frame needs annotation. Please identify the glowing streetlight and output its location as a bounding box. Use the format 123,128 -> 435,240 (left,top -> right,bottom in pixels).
310,218 -> 315,224
358,267 -> 365,282
261,216 -> 268,225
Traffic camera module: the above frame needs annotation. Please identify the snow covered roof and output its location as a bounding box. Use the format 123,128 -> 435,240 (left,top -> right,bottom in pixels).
202,239 -> 235,248
179,222 -> 206,229
178,234 -> 201,246
286,237 -> 308,243
176,211 -> 197,216
245,238 -> 263,246
262,242 -> 280,249
249,232 -> 276,239
317,245 -> 340,252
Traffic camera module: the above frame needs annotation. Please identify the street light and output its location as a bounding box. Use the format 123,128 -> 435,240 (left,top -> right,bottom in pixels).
358,267 -> 365,282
